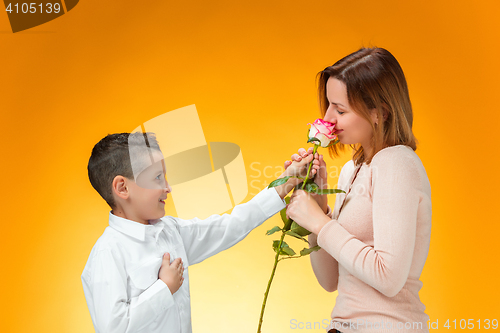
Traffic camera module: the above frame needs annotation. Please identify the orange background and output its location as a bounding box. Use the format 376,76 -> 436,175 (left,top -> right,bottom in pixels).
1,0 -> 499,332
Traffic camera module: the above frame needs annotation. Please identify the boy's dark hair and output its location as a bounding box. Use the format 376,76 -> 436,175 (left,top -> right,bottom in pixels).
88,132 -> 161,208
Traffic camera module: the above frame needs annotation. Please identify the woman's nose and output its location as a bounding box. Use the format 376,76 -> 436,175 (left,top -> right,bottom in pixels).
324,106 -> 336,124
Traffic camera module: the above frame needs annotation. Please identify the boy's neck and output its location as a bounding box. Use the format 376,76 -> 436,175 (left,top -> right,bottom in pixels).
111,208 -> 150,225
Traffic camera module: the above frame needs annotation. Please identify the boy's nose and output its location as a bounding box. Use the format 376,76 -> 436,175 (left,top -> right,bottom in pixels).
164,181 -> 172,193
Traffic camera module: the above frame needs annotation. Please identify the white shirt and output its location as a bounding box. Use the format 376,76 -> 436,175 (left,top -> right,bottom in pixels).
81,187 -> 286,333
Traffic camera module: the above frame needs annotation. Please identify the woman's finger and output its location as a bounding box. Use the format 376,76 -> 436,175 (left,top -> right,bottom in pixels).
298,148 -> 307,157
291,153 -> 302,161
298,190 -> 308,197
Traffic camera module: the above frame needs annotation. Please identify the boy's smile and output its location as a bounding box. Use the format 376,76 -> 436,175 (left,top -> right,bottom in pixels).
159,194 -> 167,205
133,156 -> 171,223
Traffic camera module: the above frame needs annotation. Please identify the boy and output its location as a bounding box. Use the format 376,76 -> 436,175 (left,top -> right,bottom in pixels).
81,132 -> 315,333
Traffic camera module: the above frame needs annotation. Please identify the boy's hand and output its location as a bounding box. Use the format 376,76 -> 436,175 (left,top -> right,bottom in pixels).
285,147 -> 327,189
274,149 -> 320,199
283,152 -> 318,181
159,253 -> 184,294
284,147 -> 328,213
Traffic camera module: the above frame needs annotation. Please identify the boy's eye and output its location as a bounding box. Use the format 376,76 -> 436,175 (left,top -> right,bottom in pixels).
155,173 -> 162,180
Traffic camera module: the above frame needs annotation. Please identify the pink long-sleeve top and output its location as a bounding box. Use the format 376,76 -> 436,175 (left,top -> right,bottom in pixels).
314,145 -> 431,333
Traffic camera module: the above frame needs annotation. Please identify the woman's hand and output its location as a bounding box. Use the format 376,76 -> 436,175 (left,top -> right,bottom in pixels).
286,190 -> 332,235
284,147 -> 328,212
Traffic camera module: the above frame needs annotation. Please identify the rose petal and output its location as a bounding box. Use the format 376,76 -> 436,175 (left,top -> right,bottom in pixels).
308,119 -> 337,146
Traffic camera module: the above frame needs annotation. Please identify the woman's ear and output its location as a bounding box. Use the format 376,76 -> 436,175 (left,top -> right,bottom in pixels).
371,107 -> 389,125
383,110 -> 389,121
370,108 -> 380,125
112,175 -> 129,200
381,104 -> 389,121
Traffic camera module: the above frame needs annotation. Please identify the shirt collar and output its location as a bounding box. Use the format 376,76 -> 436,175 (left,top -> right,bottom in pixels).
108,212 -> 166,241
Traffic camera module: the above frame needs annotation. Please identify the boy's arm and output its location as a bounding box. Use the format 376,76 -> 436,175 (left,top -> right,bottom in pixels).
81,249 -> 176,333
175,153 -> 315,265
175,186 -> 286,265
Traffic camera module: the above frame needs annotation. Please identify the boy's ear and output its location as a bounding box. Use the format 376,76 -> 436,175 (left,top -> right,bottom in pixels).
112,175 -> 129,200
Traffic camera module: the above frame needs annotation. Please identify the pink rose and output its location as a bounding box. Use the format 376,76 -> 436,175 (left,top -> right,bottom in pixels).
307,119 -> 337,147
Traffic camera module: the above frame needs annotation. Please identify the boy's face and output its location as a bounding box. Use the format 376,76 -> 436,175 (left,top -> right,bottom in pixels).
127,151 -> 171,224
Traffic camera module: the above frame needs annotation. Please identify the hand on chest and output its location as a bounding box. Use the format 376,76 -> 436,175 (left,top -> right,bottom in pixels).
125,228 -> 189,293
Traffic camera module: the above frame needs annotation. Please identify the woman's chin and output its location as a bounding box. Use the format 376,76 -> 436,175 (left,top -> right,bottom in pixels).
337,138 -> 346,145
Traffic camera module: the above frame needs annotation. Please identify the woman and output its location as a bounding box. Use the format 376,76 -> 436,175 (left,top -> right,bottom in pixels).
286,48 -> 431,333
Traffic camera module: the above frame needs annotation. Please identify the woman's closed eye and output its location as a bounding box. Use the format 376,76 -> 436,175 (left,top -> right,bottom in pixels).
329,103 -> 345,115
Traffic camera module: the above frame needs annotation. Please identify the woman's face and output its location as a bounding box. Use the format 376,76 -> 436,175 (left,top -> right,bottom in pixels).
323,78 -> 377,152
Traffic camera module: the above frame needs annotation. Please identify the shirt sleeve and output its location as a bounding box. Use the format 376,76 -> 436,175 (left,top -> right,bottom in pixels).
308,160 -> 352,292
175,187 -> 286,265
317,152 -> 423,297
81,248 -> 176,333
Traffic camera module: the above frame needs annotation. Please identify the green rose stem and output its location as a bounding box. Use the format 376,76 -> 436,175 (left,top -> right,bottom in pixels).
257,231 -> 285,333
300,144 -> 319,191
257,144 -> 319,333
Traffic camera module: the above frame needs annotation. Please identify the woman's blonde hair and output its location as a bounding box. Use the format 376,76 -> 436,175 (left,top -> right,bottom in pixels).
318,47 -> 418,165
